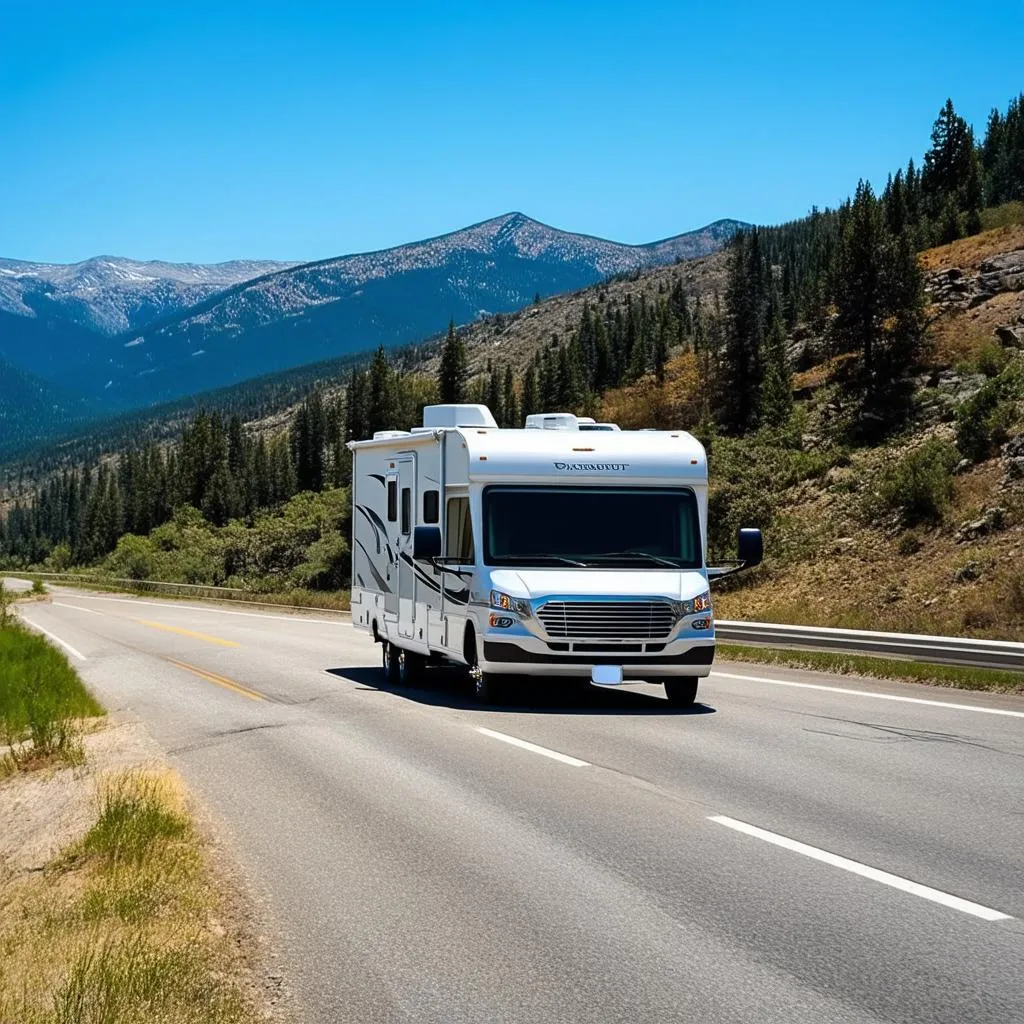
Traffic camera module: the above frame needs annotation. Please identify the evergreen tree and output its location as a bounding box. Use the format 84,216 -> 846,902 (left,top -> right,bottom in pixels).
719,231 -> 767,434
759,305 -> 793,429
438,320 -> 468,403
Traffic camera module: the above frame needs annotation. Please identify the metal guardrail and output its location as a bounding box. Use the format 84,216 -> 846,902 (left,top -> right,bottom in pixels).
1,572 -> 349,617
715,620 -> 1024,673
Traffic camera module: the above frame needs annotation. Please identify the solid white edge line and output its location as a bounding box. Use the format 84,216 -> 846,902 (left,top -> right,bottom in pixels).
709,815 -> 1011,922
17,615 -> 88,661
46,593 -> 342,625
712,671 -> 1024,719
475,727 -> 590,767
51,601 -> 105,617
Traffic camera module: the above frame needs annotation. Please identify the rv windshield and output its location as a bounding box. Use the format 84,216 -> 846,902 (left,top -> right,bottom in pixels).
483,486 -> 702,568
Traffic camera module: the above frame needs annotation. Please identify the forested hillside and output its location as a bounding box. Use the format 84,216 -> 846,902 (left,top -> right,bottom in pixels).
2,94 -> 1022,638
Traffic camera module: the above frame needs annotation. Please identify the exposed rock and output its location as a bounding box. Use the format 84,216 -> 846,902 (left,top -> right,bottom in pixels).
954,458 -> 972,475
954,506 -> 1007,543
995,324 -> 1024,348
978,249 -> 1024,295
953,561 -> 982,583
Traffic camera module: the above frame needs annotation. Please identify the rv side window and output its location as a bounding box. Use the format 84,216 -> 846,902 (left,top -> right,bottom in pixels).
446,497 -> 475,563
401,488 -> 412,535
423,490 -> 439,524
387,480 -> 398,522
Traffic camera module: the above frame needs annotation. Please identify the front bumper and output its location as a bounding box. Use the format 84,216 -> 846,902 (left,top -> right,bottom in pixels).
480,635 -> 715,677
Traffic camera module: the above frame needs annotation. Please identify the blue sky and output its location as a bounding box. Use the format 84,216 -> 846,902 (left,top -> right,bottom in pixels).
2,0 -> 1022,264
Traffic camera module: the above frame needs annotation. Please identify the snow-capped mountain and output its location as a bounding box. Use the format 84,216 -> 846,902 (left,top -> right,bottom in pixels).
0,213 -> 743,415
0,255 -> 297,335
87,214 -> 742,407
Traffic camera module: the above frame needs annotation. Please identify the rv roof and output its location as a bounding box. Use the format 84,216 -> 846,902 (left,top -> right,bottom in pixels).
461,425 -> 706,482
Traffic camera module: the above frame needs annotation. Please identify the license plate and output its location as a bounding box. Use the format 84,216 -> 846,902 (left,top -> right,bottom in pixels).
591,665 -> 624,686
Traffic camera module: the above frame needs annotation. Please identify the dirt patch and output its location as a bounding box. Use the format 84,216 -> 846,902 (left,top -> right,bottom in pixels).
0,721 -> 162,876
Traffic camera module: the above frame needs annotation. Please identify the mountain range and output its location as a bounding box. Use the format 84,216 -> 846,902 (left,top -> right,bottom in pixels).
0,213 -> 743,443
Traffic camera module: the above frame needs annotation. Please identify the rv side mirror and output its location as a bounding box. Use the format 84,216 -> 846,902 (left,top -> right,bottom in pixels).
413,525 -> 442,561
737,528 -> 763,568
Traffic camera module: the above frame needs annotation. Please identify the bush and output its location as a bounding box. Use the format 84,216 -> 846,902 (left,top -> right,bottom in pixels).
897,532 -> 924,556
955,361 -> 1024,462
875,439 -> 958,526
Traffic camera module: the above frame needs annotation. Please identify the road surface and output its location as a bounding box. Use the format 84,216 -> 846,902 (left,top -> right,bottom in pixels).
9,582 -> 1024,1023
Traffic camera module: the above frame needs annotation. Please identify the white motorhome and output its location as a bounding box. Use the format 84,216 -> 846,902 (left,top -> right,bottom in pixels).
348,404 -> 762,705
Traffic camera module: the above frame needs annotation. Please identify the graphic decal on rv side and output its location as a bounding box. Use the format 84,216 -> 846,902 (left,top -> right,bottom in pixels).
356,505 -> 394,560
553,462 -> 630,472
398,552 -> 470,605
369,474 -> 387,486
355,539 -> 392,593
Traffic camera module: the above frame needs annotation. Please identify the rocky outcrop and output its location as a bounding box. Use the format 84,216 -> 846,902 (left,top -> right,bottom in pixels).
1003,435 -> 1024,486
926,249 -> 1024,312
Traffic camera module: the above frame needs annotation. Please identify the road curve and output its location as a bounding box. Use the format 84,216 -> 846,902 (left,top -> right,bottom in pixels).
10,582 -> 1024,1024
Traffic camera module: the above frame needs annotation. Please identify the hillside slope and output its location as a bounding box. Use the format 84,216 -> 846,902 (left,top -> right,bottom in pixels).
711,226 -> 1024,640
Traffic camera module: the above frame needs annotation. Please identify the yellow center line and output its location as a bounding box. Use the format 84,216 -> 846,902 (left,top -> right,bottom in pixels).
166,658 -> 267,702
133,618 -> 241,648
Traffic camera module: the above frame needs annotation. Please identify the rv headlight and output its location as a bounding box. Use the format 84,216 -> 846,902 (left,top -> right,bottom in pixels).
678,590 -> 711,617
490,590 -> 532,617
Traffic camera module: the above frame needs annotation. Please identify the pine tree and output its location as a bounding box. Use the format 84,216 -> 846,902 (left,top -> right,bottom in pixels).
759,305 -> 793,429
438,320 -> 468,404
501,365 -> 518,428
719,231 -> 767,434
522,362 -> 540,417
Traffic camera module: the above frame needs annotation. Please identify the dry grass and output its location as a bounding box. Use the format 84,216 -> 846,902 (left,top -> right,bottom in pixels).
599,352 -> 702,429
0,770 -> 264,1024
919,222 -> 1024,273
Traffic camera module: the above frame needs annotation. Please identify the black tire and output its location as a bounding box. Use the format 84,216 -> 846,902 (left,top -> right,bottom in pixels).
664,677 -> 699,707
474,671 -> 505,705
399,649 -> 425,687
382,641 -> 401,684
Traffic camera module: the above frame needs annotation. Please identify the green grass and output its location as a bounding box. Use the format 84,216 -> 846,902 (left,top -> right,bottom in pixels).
0,620 -> 103,766
78,773 -> 192,866
718,643 -> 1024,693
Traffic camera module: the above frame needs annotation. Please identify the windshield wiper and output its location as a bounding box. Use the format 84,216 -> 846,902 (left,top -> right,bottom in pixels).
498,554 -> 588,567
583,551 -> 683,568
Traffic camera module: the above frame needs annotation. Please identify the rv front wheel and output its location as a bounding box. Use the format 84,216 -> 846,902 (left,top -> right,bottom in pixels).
399,649 -> 424,686
382,642 -> 401,684
663,678 -> 699,708
474,672 -> 505,705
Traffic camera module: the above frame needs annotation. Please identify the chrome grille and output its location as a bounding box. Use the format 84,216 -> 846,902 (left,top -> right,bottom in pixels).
537,600 -> 676,640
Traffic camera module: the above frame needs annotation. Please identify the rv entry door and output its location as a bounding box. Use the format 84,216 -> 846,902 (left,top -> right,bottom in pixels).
397,457 -> 416,639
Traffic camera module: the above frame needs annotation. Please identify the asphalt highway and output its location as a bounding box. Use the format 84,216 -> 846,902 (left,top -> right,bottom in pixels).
9,582 -> 1024,1023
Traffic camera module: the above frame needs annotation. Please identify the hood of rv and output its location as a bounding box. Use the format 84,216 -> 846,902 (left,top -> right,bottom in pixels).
488,568 -> 708,603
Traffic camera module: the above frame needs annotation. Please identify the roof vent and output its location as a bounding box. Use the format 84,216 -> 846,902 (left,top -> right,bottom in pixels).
524,413 -> 579,431
422,404 -> 499,429
373,430 -> 412,440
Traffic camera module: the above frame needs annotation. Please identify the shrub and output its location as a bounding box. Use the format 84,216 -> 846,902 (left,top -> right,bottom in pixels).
897,532 -> 924,555
955,363 -> 1024,462
974,340 -> 1010,378
875,439 -> 958,526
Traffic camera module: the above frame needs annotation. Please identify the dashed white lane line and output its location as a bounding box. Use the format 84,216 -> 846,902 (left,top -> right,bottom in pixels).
709,815 -> 1012,922
52,601 -> 105,616
46,593 -> 344,625
17,615 -> 88,661
712,671 -> 1024,719
476,727 -> 590,767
